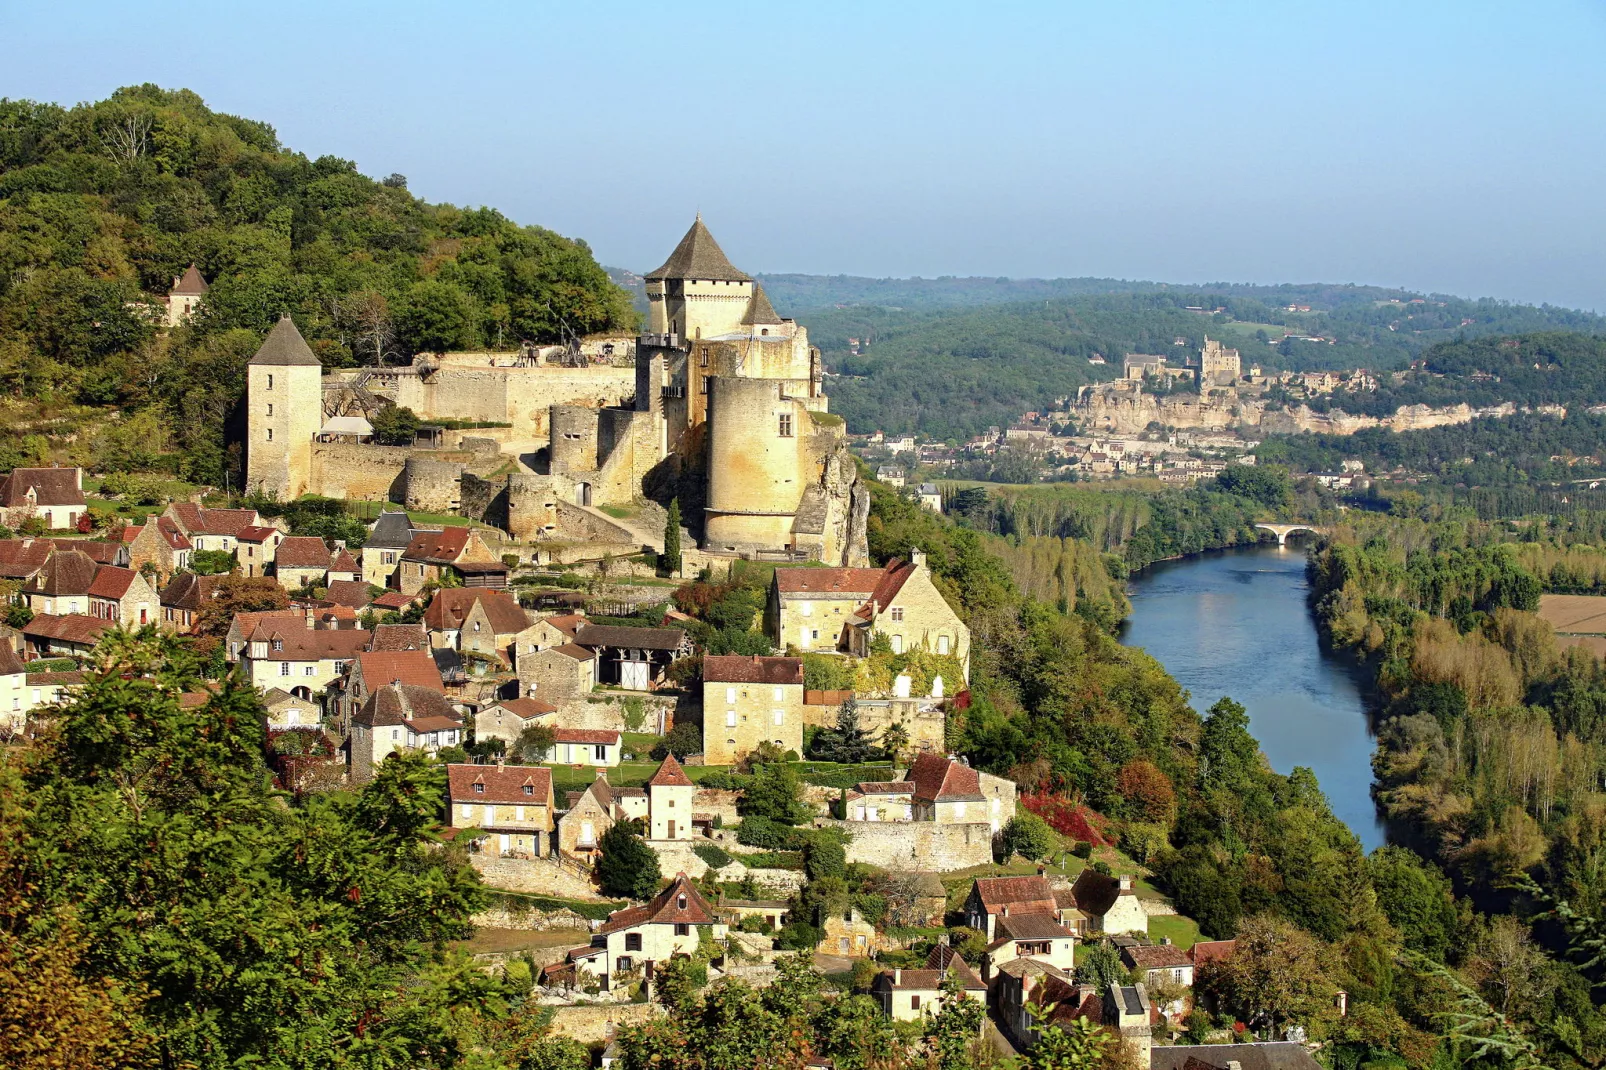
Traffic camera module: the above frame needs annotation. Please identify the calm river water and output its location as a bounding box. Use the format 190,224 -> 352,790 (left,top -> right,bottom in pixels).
1120,542 -> 1386,851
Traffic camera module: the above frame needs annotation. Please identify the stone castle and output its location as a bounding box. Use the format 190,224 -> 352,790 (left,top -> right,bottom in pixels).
245,217 -> 868,565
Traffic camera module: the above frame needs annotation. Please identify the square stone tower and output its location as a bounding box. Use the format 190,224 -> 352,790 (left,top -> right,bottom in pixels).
646,753 -> 696,841
246,315 -> 323,500
644,215 -> 755,341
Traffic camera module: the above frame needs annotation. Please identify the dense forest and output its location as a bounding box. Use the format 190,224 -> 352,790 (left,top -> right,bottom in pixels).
0,85 -> 635,485
804,292 -> 1606,439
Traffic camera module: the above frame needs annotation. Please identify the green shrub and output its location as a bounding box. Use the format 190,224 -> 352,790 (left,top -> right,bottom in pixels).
998,813 -> 1056,862
775,920 -> 822,950
737,915 -> 773,934
1071,841 -> 1094,859
735,815 -> 796,850
693,843 -> 734,870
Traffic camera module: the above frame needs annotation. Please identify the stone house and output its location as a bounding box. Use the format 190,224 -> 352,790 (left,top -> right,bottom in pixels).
21,613 -> 115,658
159,572 -> 219,632
1068,869 -> 1148,935
768,550 -> 969,680
982,911 -> 1077,981
700,654 -> 804,765
123,516 -> 193,579
518,643 -> 596,701
556,775 -> 616,860
349,681 -> 464,783
162,504 -> 266,554
224,609 -> 306,661
993,964 -> 1097,1053
361,509 -> 420,588
571,623 -> 692,690
965,875 -> 1060,940
1122,941 -> 1194,1017
397,527 -> 503,595
240,622 -> 370,700
646,753 -> 695,842
871,945 -> 986,1022
445,761 -> 555,858
20,550 -> 98,617
273,536 -> 334,591
422,588 -> 530,662
260,686 -> 320,731
337,648 -> 446,728
585,873 -> 726,990
843,753 -> 1014,833
818,905 -> 888,958
511,612 -> 585,667
548,726 -> 621,766
165,263 -> 207,325
474,696 -> 559,748
86,566 -> 158,628
235,525 -> 283,577
0,467 -> 85,531
717,898 -> 789,932
328,549 -> 358,583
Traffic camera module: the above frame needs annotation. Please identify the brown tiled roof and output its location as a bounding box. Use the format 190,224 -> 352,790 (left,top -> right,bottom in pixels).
0,468 -> 84,507
367,622 -> 428,651
274,536 -> 332,569
171,263 -> 208,296
548,642 -> 595,661
998,913 -> 1074,941
906,752 -> 982,803
446,763 -> 552,806
356,649 -> 444,690
246,625 -> 370,662
86,566 -> 138,600
45,538 -> 122,565
127,517 -> 192,551
325,579 -> 375,609
424,588 -> 529,635
169,505 -> 260,538
867,558 -> 916,612
703,654 -> 803,686
774,566 -> 883,596
541,612 -> 586,638
0,539 -> 52,579
401,527 -> 470,564
573,623 -> 689,652
1070,869 -> 1124,919
876,952 -> 985,992
370,591 -> 414,610
645,218 -> 752,283
25,670 -> 83,686
22,613 -> 115,646
329,549 -> 358,573
0,647 -> 24,675
648,753 -> 693,788
489,697 -> 557,720
236,525 -> 279,543
249,314 -> 321,367
354,681 -> 460,729
1189,939 -> 1236,966
552,727 -> 620,745
1125,944 -> 1192,970
741,284 -> 784,326
23,551 -> 99,597
972,875 -> 1057,915
598,873 -> 717,934
852,781 -> 912,795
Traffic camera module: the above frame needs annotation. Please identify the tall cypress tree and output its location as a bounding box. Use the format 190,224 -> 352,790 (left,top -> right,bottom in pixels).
662,498 -> 683,576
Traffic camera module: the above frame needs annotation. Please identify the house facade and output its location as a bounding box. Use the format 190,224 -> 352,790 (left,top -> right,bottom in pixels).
446,762 -> 555,858
0,468 -> 85,531
349,682 -> 465,782
700,654 -> 804,765
584,874 -> 727,989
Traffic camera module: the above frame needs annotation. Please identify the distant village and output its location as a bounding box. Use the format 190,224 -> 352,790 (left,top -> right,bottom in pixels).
0,221 -> 1326,1066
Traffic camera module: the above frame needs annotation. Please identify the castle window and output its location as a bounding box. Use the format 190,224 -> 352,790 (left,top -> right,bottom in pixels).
266,404 -> 273,416
890,607 -> 904,622
267,375 -> 274,390
675,923 -> 690,936
266,429 -> 273,442
938,635 -> 950,655
777,414 -> 793,437
625,933 -> 642,951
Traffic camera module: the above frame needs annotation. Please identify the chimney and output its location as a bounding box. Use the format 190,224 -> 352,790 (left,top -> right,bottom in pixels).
1227,1063 -> 1242,1070
1160,936 -> 1171,945
909,547 -> 926,569
496,756 -> 506,771
893,968 -> 901,985
1118,874 -> 1133,892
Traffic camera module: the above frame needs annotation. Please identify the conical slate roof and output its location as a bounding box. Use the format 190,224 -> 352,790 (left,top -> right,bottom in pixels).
645,217 -> 752,283
741,284 -> 783,326
249,314 -> 322,367
170,263 -> 208,296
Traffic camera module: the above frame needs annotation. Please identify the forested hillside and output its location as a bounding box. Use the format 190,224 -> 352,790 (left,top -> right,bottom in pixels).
808,293 -> 1606,439
0,85 -> 635,485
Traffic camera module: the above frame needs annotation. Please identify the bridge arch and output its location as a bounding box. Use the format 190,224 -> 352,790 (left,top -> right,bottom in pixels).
1254,523 -> 1325,546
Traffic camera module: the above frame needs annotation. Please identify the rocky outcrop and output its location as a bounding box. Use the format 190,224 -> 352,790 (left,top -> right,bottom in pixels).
1075,384 -> 1567,437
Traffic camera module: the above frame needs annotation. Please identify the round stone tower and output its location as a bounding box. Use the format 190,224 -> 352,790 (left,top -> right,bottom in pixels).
704,376 -> 804,551
549,405 -> 599,474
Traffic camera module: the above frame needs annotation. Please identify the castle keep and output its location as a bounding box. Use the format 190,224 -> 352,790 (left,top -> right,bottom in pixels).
245,217 -> 868,565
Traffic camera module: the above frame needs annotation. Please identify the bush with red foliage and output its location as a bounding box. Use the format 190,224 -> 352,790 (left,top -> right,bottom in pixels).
1020,791 -> 1109,846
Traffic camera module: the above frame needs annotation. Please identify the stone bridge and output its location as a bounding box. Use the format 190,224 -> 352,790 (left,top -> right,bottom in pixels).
1255,522 -> 1328,546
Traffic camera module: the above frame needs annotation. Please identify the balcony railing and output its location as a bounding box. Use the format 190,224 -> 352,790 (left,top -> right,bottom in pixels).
638,332 -> 681,349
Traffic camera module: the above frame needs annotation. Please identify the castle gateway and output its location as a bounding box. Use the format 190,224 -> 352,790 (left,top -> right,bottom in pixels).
244,217 -> 868,566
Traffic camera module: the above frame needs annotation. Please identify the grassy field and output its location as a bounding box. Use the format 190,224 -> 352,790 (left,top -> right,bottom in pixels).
1146,914 -> 1201,949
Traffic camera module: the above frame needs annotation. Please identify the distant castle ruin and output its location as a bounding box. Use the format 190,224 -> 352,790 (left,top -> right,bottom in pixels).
244,217 -> 868,566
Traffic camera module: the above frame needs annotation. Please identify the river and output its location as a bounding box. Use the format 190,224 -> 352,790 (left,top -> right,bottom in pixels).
1119,542 -> 1386,851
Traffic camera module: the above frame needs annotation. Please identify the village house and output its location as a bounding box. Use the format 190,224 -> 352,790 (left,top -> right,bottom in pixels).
273,536 -> 336,590
235,525 -> 283,577
1,654 -> 84,734
123,516 -> 193,578
422,588 -> 530,662
818,905 -> 889,957
20,550 -> 98,617
555,773 -> 649,862
86,566 -> 159,628
445,761 -> 556,858
875,465 -> 906,487
1122,941 -> 1194,1017
917,483 -> 943,513
21,613 -> 115,659
259,686 -> 320,731
518,642 -> 596,701
992,963 -> 1095,1053
337,648 -> 447,729
324,579 -> 379,612
361,509 -> 421,588
646,752 -> 695,842
546,727 -> 621,766
0,467 -> 86,531
349,681 -> 465,782
162,504 -> 267,554
473,696 -> 558,748
511,611 -> 585,665
768,550 -> 970,680
224,609 -> 306,660
717,897 -> 789,932
240,620 -> 370,700
583,873 -> 727,989
843,753 -> 1015,832
327,548 -> 358,583
165,264 -> 208,325
701,654 -> 804,765
158,572 -> 220,632
397,527 -> 506,595
1067,869 -> 1149,935
871,945 -> 987,1022
571,623 -> 693,690
982,910 -> 1078,980
965,875 -> 1061,940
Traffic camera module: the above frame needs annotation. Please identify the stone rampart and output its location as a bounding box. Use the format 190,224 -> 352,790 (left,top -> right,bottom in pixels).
818,817 -> 995,871
393,365 -> 635,440
548,1003 -> 659,1045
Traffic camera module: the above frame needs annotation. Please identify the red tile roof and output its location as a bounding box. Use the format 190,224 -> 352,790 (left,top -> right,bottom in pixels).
354,681 -> 461,729
446,763 -> 553,806
0,467 -> 84,507
86,566 -> 138,600
0,539 -> 52,579
489,697 -> 557,720
22,613 -> 115,646
169,505 -> 260,538
402,527 -> 471,563
330,549 -> 358,572
370,591 -> 414,609
367,623 -> 428,652
236,525 -> 279,543
548,642 -> 595,661
774,566 -> 883,596
648,753 -> 694,787
972,875 -> 1057,915
324,579 -> 375,609
1069,869 -> 1127,919
1125,944 -> 1192,970
541,613 -> 586,638
998,913 -> 1074,941
906,752 -> 982,803
44,538 -> 123,565
356,649 -> 444,691
597,873 -> 716,935
274,536 -> 332,569
246,624 -> 370,662
552,727 -> 620,745
1189,939 -> 1236,966
704,654 -> 804,686
423,588 -> 529,635
22,550 -> 99,597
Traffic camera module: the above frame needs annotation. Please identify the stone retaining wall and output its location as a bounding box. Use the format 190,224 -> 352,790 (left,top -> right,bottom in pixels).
818,817 -> 996,871
547,1002 -> 659,1044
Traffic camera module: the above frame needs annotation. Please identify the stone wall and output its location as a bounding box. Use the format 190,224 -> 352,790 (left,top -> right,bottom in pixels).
471,904 -> 597,931
393,364 -> 636,441
817,817 -> 996,871
548,1003 -> 659,1045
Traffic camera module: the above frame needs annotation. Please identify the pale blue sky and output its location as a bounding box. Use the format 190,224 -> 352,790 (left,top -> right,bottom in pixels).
6,1 -> 1605,308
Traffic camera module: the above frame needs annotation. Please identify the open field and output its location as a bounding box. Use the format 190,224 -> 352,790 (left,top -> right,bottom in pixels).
1538,593 -> 1606,633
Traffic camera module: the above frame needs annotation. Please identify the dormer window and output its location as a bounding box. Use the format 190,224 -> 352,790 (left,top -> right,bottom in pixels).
523,784 -> 533,795
677,894 -> 687,909
473,783 -> 484,794
272,639 -> 283,652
